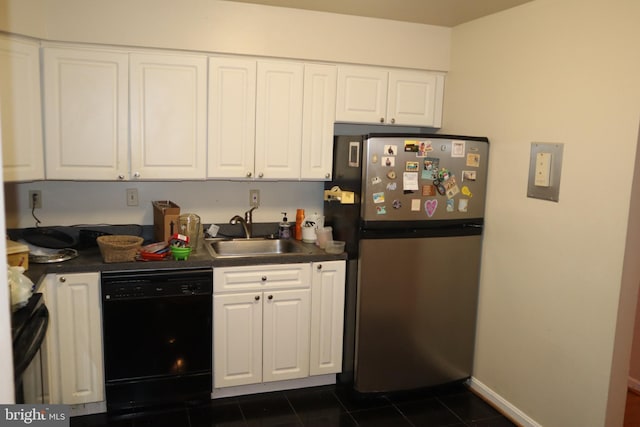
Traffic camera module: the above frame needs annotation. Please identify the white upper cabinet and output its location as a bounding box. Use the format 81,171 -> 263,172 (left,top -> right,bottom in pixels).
336,66 -> 388,124
207,56 -> 257,179
0,36 -> 45,182
43,46 -> 206,180
301,64 -> 337,181
387,69 -> 444,127
336,65 -> 444,127
255,60 -> 304,180
37,42 -> 446,181
129,52 -> 207,180
208,57 -> 335,181
208,58 -> 306,180
43,47 -> 129,180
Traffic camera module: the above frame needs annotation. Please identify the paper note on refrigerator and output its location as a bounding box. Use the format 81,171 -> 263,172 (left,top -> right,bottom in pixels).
403,172 -> 419,191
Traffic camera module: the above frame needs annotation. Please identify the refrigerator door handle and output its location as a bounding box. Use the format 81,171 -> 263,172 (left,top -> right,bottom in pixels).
464,223 -> 483,229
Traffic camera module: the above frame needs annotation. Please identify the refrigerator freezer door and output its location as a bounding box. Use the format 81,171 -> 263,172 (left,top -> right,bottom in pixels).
354,234 -> 482,392
361,136 -> 489,223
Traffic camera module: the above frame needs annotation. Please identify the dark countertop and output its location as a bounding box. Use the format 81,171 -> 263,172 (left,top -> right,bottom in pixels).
24,240 -> 347,287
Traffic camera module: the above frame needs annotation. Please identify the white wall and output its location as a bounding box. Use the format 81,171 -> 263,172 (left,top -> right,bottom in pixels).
443,0 -> 640,425
0,0 -> 451,71
4,180 -> 325,228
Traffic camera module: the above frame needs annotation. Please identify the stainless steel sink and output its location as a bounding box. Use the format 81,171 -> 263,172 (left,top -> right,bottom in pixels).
206,238 -> 308,258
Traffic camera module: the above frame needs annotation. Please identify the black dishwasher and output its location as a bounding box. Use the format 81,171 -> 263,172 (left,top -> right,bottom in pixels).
101,268 -> 213,413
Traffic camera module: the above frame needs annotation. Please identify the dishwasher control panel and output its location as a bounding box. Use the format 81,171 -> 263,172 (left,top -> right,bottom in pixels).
102,268 -> 213,300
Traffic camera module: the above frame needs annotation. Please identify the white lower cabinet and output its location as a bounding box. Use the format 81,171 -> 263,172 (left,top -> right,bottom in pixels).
213,263 -> 311,388
262,288 -> 310,382
42,272 -> 104,405
213,291 -> 263,387
310,261 -> 346,376
213,261 -> 345,389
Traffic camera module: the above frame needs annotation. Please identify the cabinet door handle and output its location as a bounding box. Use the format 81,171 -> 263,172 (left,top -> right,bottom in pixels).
379,117 -> 385,123
246,171 -> 252,177
391,118 -> 396,124
59,276 -> 66,283
316,264 -> 322,270
117,174 -> 125,180
255,295 -> 260,301
268,295 -> 273,300
261,276 -> 267,281
325,173 -> 330,179
133,172 -> 141,178
258,172 -> 264,178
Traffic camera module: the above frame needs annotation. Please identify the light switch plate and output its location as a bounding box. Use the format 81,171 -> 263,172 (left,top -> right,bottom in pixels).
527,142 -> 563,202
534,152 -> 552,187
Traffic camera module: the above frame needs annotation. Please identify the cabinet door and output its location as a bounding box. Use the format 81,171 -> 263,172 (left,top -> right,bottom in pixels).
0,36 -> 44,182
207,56 -> 256,179
43,47 -> 128,180
130,52 -> 207,180
44,272 -> 104,405
255,61 -> 304,180
213,292 -> 263,388
262,288 -> 311,382
310,261 -> 346,376
301,64 -> 337,181
387,70 -> 444,127
335,65 -> 388,124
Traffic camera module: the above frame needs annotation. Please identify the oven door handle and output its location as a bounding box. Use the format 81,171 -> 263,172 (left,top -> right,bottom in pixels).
13,304 -> 49,380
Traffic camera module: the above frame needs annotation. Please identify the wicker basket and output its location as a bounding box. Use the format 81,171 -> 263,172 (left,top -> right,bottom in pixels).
97,235 -> 144,263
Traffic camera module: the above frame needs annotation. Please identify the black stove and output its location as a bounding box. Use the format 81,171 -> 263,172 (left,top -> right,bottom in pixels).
11,292 -> 49,403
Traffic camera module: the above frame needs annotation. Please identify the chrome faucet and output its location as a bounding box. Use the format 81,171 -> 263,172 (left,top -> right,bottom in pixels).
229,206 -> 258,238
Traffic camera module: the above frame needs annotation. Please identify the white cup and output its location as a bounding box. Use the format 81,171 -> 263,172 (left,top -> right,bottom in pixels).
302,226 -> 316,243
315,226 -> 333,249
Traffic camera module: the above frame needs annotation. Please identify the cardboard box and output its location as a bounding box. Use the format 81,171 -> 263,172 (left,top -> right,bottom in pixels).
7,240 -> 29,270
152,201 -> 180,242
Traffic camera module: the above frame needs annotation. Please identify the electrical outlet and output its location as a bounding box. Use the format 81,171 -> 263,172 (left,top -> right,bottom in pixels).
250,189 -> 260,207
29,190 -> 42,209
126,188 -> 139,207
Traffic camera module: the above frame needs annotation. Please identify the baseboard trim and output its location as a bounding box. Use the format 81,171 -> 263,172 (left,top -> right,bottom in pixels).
69,401 -> 107,417
467,377 -> 541,427
211,374 -> 336,399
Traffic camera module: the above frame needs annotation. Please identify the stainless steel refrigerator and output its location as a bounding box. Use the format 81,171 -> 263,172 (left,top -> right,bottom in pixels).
325,133 -> 489,393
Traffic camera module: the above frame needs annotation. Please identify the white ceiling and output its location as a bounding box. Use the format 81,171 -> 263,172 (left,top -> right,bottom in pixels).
224,0 -> 535,27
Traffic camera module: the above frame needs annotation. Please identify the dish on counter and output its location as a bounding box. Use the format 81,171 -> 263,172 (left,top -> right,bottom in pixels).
29,248 -> 79,264
324,240 -> 345,254
138,241 -> 171,261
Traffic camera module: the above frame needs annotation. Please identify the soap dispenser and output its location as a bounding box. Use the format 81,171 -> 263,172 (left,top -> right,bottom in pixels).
279,212 -> 291,239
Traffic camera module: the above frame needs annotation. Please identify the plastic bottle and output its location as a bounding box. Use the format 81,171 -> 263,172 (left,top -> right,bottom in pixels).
279,212 -> 291,239
295,209 -> 305,241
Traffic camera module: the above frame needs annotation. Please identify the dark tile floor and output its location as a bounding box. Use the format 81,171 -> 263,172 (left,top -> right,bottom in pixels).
70,382 -> 517,427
